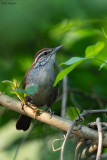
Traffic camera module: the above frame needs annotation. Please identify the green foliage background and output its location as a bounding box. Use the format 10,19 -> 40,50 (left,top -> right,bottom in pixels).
0,0 -> 107,159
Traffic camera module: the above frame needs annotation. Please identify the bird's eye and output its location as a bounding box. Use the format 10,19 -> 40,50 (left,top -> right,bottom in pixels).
44,51 -> 48,55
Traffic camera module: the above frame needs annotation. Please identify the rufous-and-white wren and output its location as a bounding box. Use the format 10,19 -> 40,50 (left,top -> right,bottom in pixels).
16,45 -> 63,131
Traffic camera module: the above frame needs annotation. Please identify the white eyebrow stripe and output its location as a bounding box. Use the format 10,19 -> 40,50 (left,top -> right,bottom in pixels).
33,49 -> 51,64
32,54 -> 50,69
32,52 -> 43,65
34,52 -> 44,63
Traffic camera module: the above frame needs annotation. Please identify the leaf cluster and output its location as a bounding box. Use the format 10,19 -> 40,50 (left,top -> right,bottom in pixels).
54,41 -> 106,86
2,79 -> 38,103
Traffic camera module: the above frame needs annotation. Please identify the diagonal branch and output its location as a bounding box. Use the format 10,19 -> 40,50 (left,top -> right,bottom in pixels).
0,91 -> 107,148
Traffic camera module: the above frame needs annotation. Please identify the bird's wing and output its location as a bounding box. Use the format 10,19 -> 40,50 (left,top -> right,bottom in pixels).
23,77 -> 26,89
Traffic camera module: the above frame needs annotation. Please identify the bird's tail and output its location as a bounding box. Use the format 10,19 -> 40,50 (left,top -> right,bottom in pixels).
16,114 -> 31,131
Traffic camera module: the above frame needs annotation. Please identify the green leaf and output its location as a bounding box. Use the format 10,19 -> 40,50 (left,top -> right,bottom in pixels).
10,84 -> 38,103
68,107 -> 80,120
25,84 -> 38,95
54,58 -> 86,86
11,89 -> 28,95
85,41 -> 104,58
11,90 -> 25,103
12,84 -> 38,95
2,79 -> 21,90
2,80 -> 15,90
61,57 -> 87,65
99,60 -> 107,70
13,79 -> 21,88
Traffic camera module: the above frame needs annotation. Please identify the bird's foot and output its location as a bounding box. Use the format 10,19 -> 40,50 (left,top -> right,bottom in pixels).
21,101 -> 32,109
30,105 -> 38,110
21,101 -> 39,112
29,105 -> 42,116
21,102 -> 24,110
21,101 -> 42,116
48,107 -> 54,118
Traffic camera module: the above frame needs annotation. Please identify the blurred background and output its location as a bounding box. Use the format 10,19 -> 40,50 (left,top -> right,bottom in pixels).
0,0 -> 107,159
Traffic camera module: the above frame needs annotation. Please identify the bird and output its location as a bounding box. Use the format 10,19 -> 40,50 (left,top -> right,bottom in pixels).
16,45 -> 63,131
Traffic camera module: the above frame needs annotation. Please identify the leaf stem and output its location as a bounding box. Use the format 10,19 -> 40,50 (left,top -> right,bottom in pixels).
94,57 -> 107,64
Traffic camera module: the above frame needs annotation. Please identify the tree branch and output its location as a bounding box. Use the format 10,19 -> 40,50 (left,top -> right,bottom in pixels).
0,91 -> 107,148
96,118 -> 103,160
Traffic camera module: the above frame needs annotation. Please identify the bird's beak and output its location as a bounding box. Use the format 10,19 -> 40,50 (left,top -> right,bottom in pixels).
53,45 -> 64,52
51,45 -> 64,55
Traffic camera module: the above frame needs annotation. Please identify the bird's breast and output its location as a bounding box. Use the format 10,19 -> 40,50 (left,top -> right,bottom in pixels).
25,64 -> 57,106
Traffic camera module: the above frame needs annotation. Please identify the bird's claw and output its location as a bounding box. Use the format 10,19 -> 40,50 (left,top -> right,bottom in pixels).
21,102 -> 24,110
48,108 -> 54,118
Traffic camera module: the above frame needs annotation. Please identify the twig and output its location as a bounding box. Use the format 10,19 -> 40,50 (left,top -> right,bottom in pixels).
60,109 -> 107,160
61,118 -> 78,160
52,135 -> 65,151
96,118 -> 103,160
88,122 -> 107,131
13,120 -> 37,160
55,62 -> 68,118
61,76 -> 67,117
78,109 -> 107,117
75,140 -> 86,160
